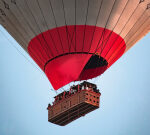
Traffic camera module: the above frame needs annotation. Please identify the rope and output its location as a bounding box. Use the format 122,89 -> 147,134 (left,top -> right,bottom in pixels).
0,27 -> 44,75
12,2 -> 48,65
82,0 -> 89,52
108,16 -> 150,65
75,0 -> 76,52
48,0 -> 64,53
0,0 -> 45,66
62,0 -> 70,52
96,0 -> 130,53
107,7 -> 148,62
125,17 -> 150,49
94,0 -> 117,55
104,1 -> 142,59
87,0 -> 104,54
78,0 -> 104,80
91,0 -> 117,81
36,0 -> 58,56
24,0 -> 52,59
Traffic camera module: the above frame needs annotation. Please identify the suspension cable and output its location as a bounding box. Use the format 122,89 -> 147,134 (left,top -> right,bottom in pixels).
107,6 -> 148,61
10,0 -> 49,65
36,0 -> 58,57
82,0 -> 89,52
94,0 -> 117,55
78,0 -> 104,81
24,0 -> 53,58
97,0 -> 130,54
108,17 -> 150,64
87,0 -> 104,54
90,0 -> 117,80
62,0 -> 70,52
48,0 -> 65,53
0,27 -> 44,74
104,1 -> 142,59
0,0 -> 46,66
75,0 -> 76,52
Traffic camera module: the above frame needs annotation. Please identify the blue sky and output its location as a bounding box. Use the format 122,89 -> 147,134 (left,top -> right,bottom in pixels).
0,25 -> 150,135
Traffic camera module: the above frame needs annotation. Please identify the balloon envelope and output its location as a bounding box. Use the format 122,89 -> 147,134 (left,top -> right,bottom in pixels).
0,0 -> 150,89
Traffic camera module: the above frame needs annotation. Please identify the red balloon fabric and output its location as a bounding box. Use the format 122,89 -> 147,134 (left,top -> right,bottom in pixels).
28,25 -> 126,90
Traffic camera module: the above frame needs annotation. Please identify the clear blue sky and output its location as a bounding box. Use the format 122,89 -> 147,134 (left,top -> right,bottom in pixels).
0,25 -> 150,135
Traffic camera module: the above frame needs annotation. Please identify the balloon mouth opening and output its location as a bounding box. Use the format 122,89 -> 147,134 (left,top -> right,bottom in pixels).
43,52 -> 108,71
78,54 -> 108,80
44,52 -> 108,90
84,55 -> 108,70
43,52 -> 104,71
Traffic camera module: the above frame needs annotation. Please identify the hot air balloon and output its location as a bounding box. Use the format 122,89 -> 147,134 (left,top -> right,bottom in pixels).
0,0 -> 150,125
